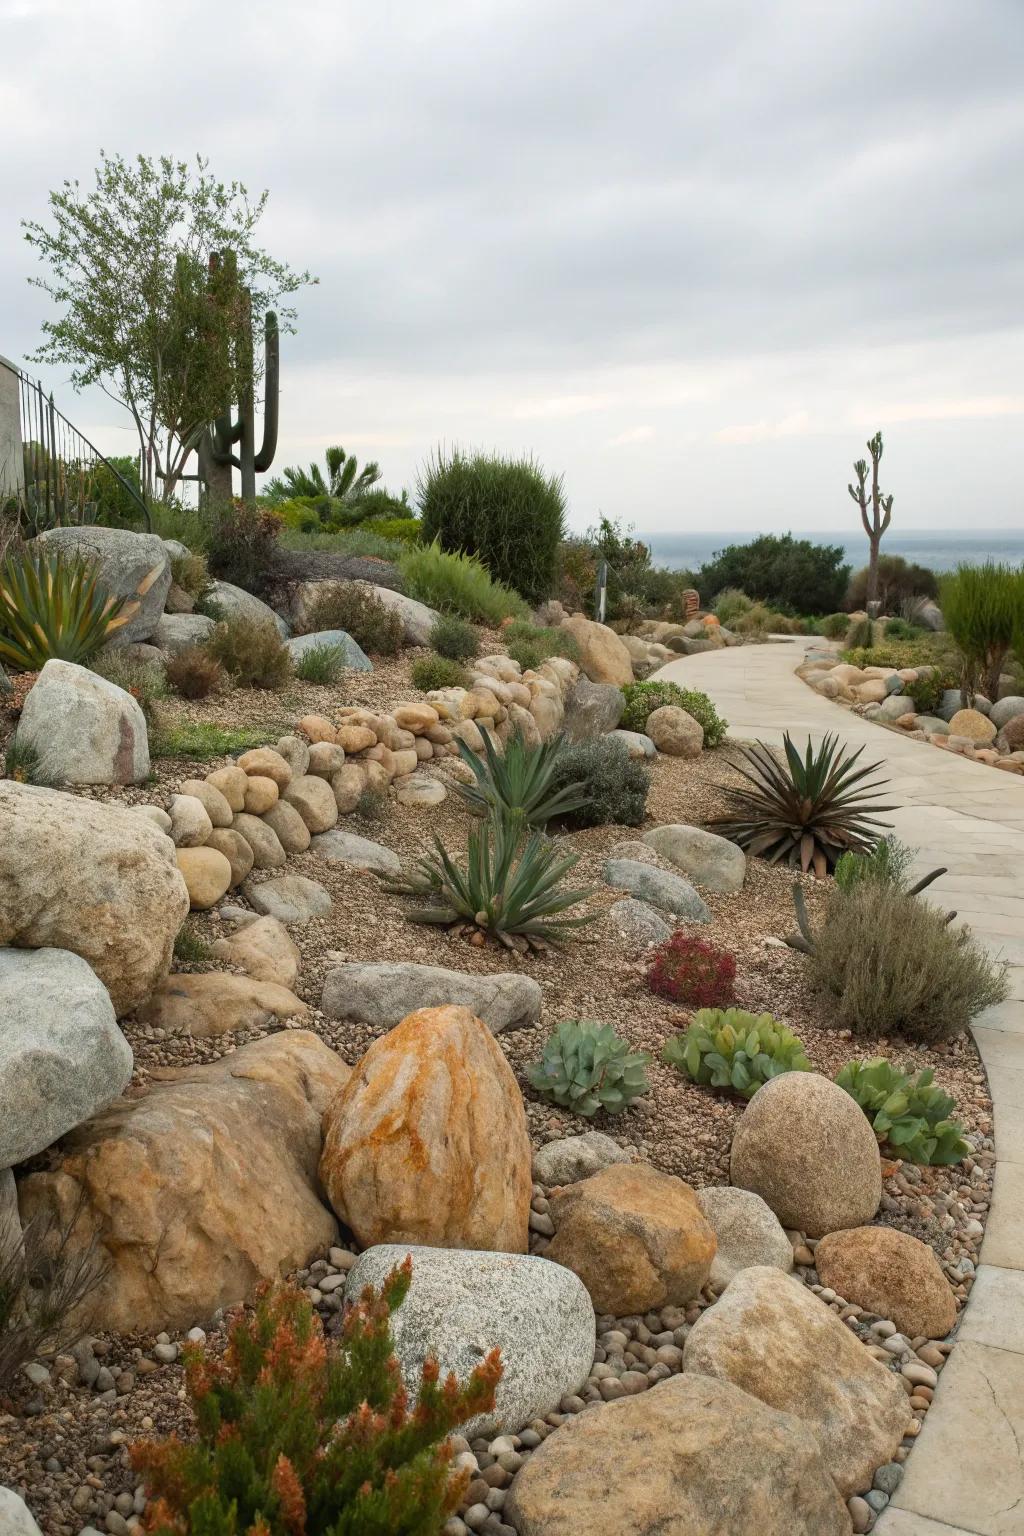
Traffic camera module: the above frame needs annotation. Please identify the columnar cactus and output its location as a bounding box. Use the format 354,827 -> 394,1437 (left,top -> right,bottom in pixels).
198,249 -> 279,503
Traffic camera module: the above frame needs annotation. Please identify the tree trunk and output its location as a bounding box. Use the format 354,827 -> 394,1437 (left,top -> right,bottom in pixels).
865,535 -> 880,609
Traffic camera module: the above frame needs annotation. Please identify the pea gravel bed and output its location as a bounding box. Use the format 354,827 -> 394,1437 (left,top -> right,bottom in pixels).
0,649 -> 995,1535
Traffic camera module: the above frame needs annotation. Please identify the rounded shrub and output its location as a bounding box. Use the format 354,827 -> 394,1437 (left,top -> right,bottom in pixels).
411,653 -> 471,691
547,736 -> 650,828
713,588 -> 753,625
430,612 -> 480,661
647,933 -> 736,1007
417,447 -> 566,603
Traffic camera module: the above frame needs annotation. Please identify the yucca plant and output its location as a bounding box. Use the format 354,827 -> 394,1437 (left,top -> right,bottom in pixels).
527,1019 -> 652,1117
0,547 -> 145,670
454,728 -> 589,830
708,731 -> 894,877
383,807 -> 595,950
662,1008 -> 811,1099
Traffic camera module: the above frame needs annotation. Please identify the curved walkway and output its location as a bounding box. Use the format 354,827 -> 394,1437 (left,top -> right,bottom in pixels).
656,640 -> 1024,1536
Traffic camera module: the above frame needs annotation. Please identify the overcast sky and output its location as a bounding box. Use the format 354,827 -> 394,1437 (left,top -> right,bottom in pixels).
2,0 -> 1023,536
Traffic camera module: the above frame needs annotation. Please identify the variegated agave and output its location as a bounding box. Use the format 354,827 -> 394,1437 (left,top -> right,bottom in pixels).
0,547 -> 153,670
708,731 -> 894,877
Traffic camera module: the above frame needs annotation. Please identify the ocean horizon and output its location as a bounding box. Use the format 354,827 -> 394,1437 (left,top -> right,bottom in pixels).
641,529 -> 1024,575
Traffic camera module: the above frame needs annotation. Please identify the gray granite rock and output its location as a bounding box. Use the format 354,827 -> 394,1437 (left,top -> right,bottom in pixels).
606,897 -> 672,953
603,859 -> 711,920
242,875 -> 333,924
563,679 -> 625,742
532,1132 -> 631,1187
312,829 -> 402,875
697,1186 -> 794,1289
990,695 -> 1024,730
154,612 -> 216,654
360,583 -> 438,646
0,1489 -> 44,1536
16,659 -> 149,785
322,962 -> 542,1033
286,629 -> 372,672
204,581 -> 289,637
642,825 -> 746,893
36,525 -> 171,643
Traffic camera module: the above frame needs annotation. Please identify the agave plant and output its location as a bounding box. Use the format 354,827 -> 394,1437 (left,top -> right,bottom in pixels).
383,807 -> 595,949
708,731 -> 894,877
0,547 -> 145,670
454,728 -> 588,830
527,1019 -> 651,1117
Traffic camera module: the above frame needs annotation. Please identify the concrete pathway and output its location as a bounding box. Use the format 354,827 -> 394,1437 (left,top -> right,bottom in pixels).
656,640 -> 1024,1536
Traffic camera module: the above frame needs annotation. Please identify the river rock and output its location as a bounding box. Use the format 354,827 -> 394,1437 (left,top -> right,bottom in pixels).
175,846 -> 232,909
319,1005 -> 531,1252
242,874 -> 332,924
562,614 -> 633,686
344,1245 -> 595,1438
320,961 -> 542,1033
16,1031 -> 348,1334
814,1225 -> 957,1339
286,628 -> 372,672
283,774 -> 340,833
604,859 -> 711,920
730,1072 -> 882,1237
312,829 -> 402,874
642,824 -> 746,892
0,783 -> 189,1015
0,948 -> 133,1167
178,778 -> 234,828
168,793 -> 214,847
231,813 -> 287,868
205,828 -> 255,887
697,1186 -> 794,1288
504,1372 -> 851,1536
36,525 -> 171,642
210,915 -> 301,988
683,1266 -> 909,1498
609,728 -> 657,759
261,799 -> 312,855
546,1163 -> 716,1313
16,659 -> 149,784
532,1132 -> 631,1187
137,971 -> 308,1037
990,695 -> 1024,729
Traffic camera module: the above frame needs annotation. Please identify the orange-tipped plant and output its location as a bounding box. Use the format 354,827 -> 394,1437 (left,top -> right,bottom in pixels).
0,547 -> 152,670
131,1261 -> 501,1536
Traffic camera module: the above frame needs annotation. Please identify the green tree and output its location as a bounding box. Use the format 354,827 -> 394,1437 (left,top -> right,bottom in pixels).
264,444 -> 382,506
698,533 -> 849,615
848,431 -> 894,610
23,152 -> 314,502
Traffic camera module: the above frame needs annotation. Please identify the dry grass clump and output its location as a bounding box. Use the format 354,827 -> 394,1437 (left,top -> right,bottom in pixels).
165,645 -> 224,700
301,582 -> 403,656
204,615 -> 294,690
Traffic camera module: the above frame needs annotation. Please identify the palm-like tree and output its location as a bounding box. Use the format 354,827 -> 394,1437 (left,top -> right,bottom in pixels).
264,445 -> 382,505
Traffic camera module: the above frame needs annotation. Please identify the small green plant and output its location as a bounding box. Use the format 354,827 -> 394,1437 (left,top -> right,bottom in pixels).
0,547 -> 145,670
836,1058 -> 969,1165
503,620 -> 580,673
151,721 -> 275,760
819,612 -> 850,639
547,736 -> 651,828
454,729 -> 589,830
3,734 -> 53,785
882,616 -> 924,641
173,925 -> 212,963
356,783 -> 389,821
619,680 -> 728,746
713,588 -> 753,625
131,1266 -> 502,1536
0,1199 -> 107,1393
384,807 -> 595,949
165,645 -> 225,700
840,636 -> 956,671
89,649 -> 169,724
399,541 -> 528,625
902,672 -> 948,714
294,642 -> 347,684
527,1019 -> 652,1117
709,731 -> 893,877
429,612 -> 480,661
410,653 -> 471,692
170,549 -> 210,600
662,1009 -> 811,1098
205,615 -> 294,690
834,835 -> 918,894
302,582 -> 404,656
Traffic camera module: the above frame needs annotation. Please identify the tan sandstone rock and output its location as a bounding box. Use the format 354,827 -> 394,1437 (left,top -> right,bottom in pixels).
331,763 -> 367,813
645,705 -> 704,758
306,742 -> 347,777
546,1163 -> 716,1314
231,813 -> 288,869
261,799 -> 312,855
205,827 -> 255,887
283,773 -> 339,833
319,1005 -> 531,1253
336,723 -> 377,755
562,613 -> 633,686
297,714 -> 338,744
178,778 -> 234,828
17,1031 -> 348,1334
237,747 -> 294,787
683,1266 -> 909,1499
205,766 -> 248,812
730,1072 -> 881,1237
242,774 -> 279,814
947,708 -> 997,745
137,971 -> 308,1036
814,1225 -> 956,1339
210,915 -> 301,988
175,846 -> 233,910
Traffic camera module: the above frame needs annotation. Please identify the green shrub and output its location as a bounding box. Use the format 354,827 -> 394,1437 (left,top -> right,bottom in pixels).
277,525 -> 406,562
430,612 -> 480,661
302,583 -> 404,656
939,562 -> 1024,700
847,554 -> 938,612
417,447 -> 565,603
131,1268 -> 501,1536
731,601 -> 776,637
399,542 -> 528,625
903,671 -> 952,714
804,882 -> 1008,1042
173,925 -> 213,964
454,729 -> 589,830
204,615 -> 294,690
356,783 -> 389,821
143,500 -> 214,553
620,680 -> 728,747
836,1058 -> 969,1165
150,722 -> 274,759
503,620 -> 580,672
881,616 -> 924,641
662,1009 -> 811,1098
834,835 -> 916,894
410,653 -> 471,692
819,612 -> 851,639
527,1019 -> 651,1118
370,516 -> 422,545
164,646 -> 225,700
0,547 -> 142,670
205,500 -> 282,597
89,649 -> 169,724
170,550 -> 210,600
548,736 -> 651,828
294,642 -> 347,684
713,588 -> 754,624
841,637 -> 955,671
698,534 -> 850,616
384,807 -> 595,947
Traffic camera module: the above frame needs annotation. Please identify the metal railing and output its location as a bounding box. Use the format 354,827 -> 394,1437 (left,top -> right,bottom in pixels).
0,356 -> 150,531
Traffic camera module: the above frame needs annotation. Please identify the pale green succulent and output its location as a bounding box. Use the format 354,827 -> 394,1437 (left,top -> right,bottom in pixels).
527,1018 -> 651,1117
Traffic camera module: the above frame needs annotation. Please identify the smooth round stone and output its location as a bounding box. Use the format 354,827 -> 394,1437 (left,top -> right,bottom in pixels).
901,1362 -> 938,1389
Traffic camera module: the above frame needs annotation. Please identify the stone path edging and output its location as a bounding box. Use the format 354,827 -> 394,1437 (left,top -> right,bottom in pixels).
655,639 -> 1024,1536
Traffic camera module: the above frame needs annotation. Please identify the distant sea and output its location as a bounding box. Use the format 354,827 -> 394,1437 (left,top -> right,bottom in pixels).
643,529 -> 1024,575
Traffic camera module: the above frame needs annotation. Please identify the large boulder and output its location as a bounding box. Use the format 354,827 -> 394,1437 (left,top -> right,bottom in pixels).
16,659 -> 149,784
814,1226 -> 956,1339
990,695 -> 1024,730
697,1186 -> 794,1289
285,628 -> 371,672
603,858 -> 711,920
344,1245 -> 595,1439
504,1372 -> 852,1536
947,708 -> 997,744
136,972 -> 308,1037
319,1005 -> 532,1253
683,1266 -> 909,1499
0,947 -> 133,1167
546,1163 -> 716,1314
36,525 -> 170,642
562,614 -> 633,686
642,825 -> 746,893
359,582 -> 438,646
0,783 -> 189,1016
16,1031 -> 348,1334
532,1132 -> 631,1187
646,705 -> 704,758
154,612 -> 216,654
205,580 -> 289,637
562,678 -> 625,742
729,1073 -> 882,1237
320,962 -> 542,1034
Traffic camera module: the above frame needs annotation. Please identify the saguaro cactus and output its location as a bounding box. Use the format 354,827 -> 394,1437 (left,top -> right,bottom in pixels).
198,250 -> 279,503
